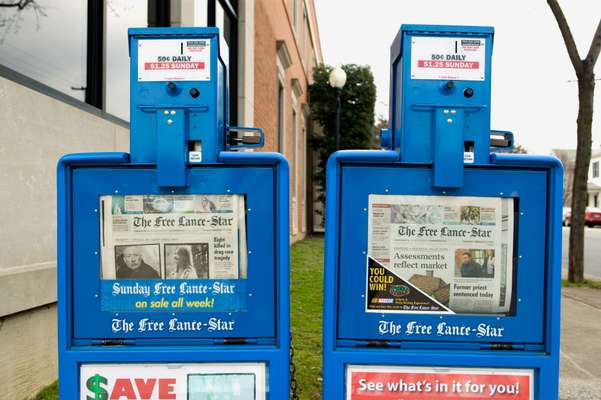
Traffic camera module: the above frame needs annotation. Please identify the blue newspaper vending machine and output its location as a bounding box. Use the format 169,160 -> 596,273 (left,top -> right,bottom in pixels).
323,25 -> 562,400
57,28 -> 289,399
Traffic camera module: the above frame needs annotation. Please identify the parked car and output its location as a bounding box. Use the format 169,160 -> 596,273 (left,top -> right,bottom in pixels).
563,207 -> 601,227
562,207 -> 570,226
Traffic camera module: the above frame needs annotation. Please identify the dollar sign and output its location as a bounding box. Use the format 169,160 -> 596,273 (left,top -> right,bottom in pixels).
86,373 -> 108,400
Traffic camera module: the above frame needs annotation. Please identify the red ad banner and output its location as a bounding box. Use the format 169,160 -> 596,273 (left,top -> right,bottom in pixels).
417,60 -> 480,69
347,366 -> 533,400
144,62 -> 205,70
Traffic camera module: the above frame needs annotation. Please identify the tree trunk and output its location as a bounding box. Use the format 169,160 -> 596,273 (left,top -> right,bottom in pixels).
568,69 -> 596,282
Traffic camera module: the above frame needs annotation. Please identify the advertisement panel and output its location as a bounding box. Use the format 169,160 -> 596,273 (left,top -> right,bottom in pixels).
346,365 -> 533,400
410,36 -> 486,81
80,363 -> 266,400
137,38 -> 211,81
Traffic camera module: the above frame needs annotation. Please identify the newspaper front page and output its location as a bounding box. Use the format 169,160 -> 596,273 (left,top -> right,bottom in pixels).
98,194 -> 248,313
367,194 -> 514,315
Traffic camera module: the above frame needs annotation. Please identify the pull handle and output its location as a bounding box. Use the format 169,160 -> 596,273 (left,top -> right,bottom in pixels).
226,126 -> 265,149
490,130 -> 514,150
433,108 -> 464,188
156,108 -> 188,187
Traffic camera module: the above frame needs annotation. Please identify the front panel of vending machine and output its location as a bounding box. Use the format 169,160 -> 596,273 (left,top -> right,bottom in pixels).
336,164 -> 547,345
71,165 -> 276,341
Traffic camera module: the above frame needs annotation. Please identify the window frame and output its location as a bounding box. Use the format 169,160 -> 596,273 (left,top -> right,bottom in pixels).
208,0 -> 238,125
276,66 -> 286,154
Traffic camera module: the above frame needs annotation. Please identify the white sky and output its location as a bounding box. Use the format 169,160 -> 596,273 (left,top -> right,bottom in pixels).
315,0 -> 601,154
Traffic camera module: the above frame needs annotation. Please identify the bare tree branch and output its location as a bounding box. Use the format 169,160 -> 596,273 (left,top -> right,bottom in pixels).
0,0 -> 34,10
0,0 -> 46,43
585,18 -> 601,67
547,0 -> 583,74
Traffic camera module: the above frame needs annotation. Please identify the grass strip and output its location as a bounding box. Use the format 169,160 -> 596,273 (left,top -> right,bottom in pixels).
290,236 -> 325,399
562,278 -> 601,289
33,380 -> 57,400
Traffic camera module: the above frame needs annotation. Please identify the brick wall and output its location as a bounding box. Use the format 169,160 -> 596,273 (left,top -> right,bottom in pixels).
254,0 -> 321,240
254,1 -> 278,153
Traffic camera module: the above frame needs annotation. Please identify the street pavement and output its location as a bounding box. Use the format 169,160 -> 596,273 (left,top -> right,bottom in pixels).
559,228 -> 600,398
562,227 -> 601,279
560,287 -> 601,399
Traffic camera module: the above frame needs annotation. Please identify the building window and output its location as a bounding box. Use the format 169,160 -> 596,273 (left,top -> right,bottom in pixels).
277,79 -> 285,153
104,0 -> 239,122
292,0 -> 298,32
301,124 -> 307,233
291,103 -> 298,234
300,4 -> 308,63
148,1 -> 171,26
593,161 -> 599,178
102,0 -> 174,119
0,0 -> 87,102
209,0 -> 238,125
105,1 -> 149,120
0,1 -> 241,125
291,107 -> 297,178
0,1 -> 169,120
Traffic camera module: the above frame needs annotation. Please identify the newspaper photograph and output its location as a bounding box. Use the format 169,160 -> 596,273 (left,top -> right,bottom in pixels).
98,194 -> 248,313
366,194 -> 514,315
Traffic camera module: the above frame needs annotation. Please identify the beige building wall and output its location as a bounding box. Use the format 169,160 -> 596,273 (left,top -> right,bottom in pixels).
0,74 -> 129,398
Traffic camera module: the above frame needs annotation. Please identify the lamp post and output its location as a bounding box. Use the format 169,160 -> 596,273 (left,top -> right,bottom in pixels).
329,66 -> 347,150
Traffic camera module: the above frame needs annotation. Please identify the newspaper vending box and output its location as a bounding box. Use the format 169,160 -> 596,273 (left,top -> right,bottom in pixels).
57,28 -> 289,399
322,25 -> 562,399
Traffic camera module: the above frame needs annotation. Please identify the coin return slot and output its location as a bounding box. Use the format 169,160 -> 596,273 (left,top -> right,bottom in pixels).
188,141 -> 202,163
464,141 -> 475,164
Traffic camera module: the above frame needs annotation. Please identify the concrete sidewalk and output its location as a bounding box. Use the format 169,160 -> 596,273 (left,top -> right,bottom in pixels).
560,287 -> 601,400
